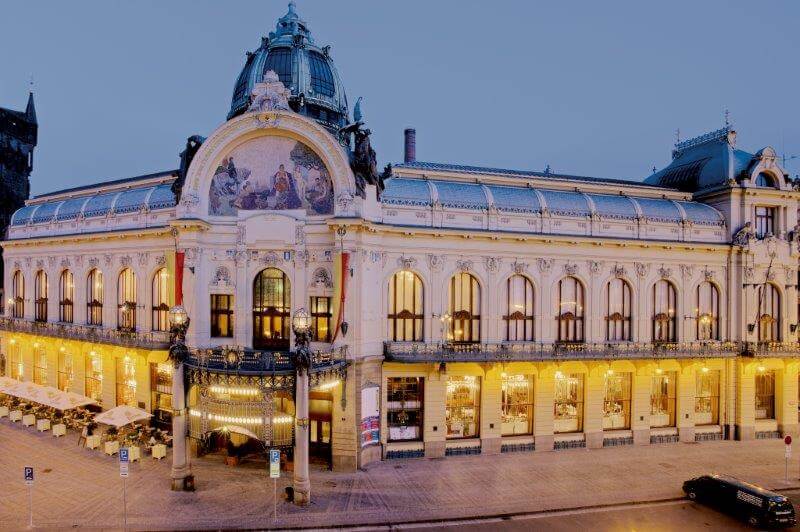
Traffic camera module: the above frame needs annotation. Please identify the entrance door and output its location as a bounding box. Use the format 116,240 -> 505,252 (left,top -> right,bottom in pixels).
309,391 -> 333,466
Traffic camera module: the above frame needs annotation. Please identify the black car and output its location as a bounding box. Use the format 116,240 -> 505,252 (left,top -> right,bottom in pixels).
683,474 -> 796,528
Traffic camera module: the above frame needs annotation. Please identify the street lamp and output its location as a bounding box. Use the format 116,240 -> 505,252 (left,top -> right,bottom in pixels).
290,307 -> 313,506
291,308 -> 312,347
167,304 -> 193,492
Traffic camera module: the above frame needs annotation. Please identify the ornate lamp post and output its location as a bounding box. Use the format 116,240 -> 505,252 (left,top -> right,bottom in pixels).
291,308 -> 313,505
168,304 -> 194,491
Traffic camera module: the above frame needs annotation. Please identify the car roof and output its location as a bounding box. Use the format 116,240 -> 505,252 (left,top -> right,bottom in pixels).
706,474 -> 787,500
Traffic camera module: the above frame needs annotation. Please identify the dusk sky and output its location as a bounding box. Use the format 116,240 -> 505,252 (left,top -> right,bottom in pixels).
2,0 -> 799,196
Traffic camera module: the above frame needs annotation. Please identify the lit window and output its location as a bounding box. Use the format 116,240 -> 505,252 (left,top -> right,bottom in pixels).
387,377 -> 423,442
8,342 -> 23,380
33,345 -> 47,385
86,269 -> 103,326
210,295 -> 234,338
151,268 -> 170,332
757,284 -> 781,342
557,277 -> 584,343
445,376 -> 480,439
755,370 -> 775,420
650,371 -> 676,427
253,268 -> 290,350
58,350 -> 74,392
603,371 -> 631,430
11,271 -> 24,319
501,374 -> 533,435
310,296 -> 332,342
696,282 -> 719,340
116,356 -> 137,407
117,268 -> 137,331
448,273 -> 481,343
605,278 -> 631,341
387,271 -> 424,342
652,280 -> 677,343
504,275 -> 534,341
85,352 -> 103,402
554,372 -> 584,433
695,370 -> 719,425
59,270 -> 74,323
34,270 -> 48,322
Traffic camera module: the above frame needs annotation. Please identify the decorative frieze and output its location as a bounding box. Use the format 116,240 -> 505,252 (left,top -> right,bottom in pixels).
537,258 -> 553,274
397,255 -> 417,271
484,257 -> 501,273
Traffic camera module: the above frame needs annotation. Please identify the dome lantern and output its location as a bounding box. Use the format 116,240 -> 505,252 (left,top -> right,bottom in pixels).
227,2 -> 349,132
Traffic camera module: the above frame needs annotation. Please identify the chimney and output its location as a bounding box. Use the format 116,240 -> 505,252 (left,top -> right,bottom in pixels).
404,128 -> 416,164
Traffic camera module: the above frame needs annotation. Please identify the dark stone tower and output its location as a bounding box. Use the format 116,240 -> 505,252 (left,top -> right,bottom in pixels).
0,92 -> 37,301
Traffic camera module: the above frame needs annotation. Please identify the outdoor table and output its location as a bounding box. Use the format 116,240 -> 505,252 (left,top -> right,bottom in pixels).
10,410 -> 22,422
36,418 -> 51,432
52,423 -> 67,437
104,440 -> 120,456
22,414 -> 36,426
85,434 -> 101,449
152,443 -> 167,460
0,406 -> 8,418
129,445 -> 141,462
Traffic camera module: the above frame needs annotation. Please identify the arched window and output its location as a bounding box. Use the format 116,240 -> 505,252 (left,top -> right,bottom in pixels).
387,271 -> 424,342
117,269 -> 137,331
605,278 -> 632,341
151,268 -> 170,332
652,280 -> 677,343
34,270 -> 48,322
755,172 -> 775,188
758,284 -> 781,342
448,272 -> 481,343
696,282 -> 720,340
504,275 -> 534,341
253,268 -> 290,350
11,271 -> 24,318
87,269 -> 103,326
59,270 -> 74,323
557,276 -> 584,343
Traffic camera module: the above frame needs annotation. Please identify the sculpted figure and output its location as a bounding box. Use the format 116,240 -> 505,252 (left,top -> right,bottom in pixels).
733,222 -> 754,246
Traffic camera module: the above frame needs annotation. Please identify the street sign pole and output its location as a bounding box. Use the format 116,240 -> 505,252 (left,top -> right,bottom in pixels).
785,435 -> 792,482
270,449 -> 280,522
119,448 -> 129,530
24,466 -> 34,529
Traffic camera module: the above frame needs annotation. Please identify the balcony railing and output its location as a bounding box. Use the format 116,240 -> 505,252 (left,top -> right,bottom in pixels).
742,342 -> 800,358
383,340 -> 747,362
186,344 -> 348,375
0,316 -> 171,350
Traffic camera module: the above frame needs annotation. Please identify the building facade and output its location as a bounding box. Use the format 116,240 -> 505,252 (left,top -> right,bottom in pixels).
1,3 -> 799,473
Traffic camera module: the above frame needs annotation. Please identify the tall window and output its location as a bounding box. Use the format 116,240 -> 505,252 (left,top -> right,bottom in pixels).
387,377 -> 424,441
501,374 -> 534,435
57,349 -> 74,391
602,371 -> 631,430
651,371 -> 677,427
448,273 -> 481,343
754,206 -> 776,239
117,268 -> 137,331
59,270 -> 74,323
116,355 -> 137,407
33,344 -> 47,385
34,270 -> 48,322
445,376 -> 480,439
310,296 -> 332,342
8,342 -> 22,380
696,282 -> 719,340
605,278 -> 632,341
11,271 -> 24,318
695,369 -> 720,425
554,372 -> 584,433
755,370 -> 775,420
210,294 -> 234,338
504,275 -> 534,341
557,276 -> 584,342
253,268 -> 290,350
652,280 -> 677,343
387,271 -> 424,342
87,269 -> 103,326
151,268 -> 169,332
85,351 -> 103,402
758,284 -> 781,342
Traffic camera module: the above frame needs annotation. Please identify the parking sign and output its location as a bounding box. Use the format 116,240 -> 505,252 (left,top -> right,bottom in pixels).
269,449 -> 280,479
119,448 -> 129,463
24,467 -> 34,485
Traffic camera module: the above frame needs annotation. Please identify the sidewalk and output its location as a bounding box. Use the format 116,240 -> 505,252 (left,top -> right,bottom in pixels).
2,418 -> 799,530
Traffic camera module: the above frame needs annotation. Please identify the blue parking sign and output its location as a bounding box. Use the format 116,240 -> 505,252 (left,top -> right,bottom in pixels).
119,448 -> 129,463
269,449 -> 280,478
24,466 -> 34,485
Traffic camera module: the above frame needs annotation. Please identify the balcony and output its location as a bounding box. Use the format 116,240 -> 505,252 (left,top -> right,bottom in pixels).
186,344 -> 348,376
383,341 -> 744,363
742,342 -> 800,358
0,316 -> 171,350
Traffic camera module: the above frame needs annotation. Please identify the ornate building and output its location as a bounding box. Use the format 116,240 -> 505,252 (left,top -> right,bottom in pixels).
0,92 -> 36,303
1,4 -> 799,485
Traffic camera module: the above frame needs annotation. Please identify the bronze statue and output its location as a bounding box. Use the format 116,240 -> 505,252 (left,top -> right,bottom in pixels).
172,135 -> 205,203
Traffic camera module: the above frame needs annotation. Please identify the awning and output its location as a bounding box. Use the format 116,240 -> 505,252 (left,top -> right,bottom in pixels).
0,378 -> 97,411
93,405 -> 152,428
213,425 -> 259,440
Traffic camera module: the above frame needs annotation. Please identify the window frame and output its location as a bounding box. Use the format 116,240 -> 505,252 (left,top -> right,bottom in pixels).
252,268 -> 291,350
151,268 -> 170,332
652,279 -> 677,343
86,269 -> 104,326
504,275 -> 535,342
210,294 -> 234,338
557,276 -> 585,343
310,296 -> 332,343
448,272 -> 481,344
11,270 -> 24,319
387,271 -> 425,342
34,270 -> 48,322
605,278 -> 632,342
59,269 -> 74,323
117,268 -> 137,331
386,376 -> 424,442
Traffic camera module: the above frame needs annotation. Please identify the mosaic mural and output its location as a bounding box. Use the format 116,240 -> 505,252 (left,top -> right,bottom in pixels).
208,136 -> 333,216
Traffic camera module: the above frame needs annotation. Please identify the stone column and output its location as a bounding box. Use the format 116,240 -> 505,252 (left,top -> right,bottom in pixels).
170,362 -> 192,490
294,368 -> 311,505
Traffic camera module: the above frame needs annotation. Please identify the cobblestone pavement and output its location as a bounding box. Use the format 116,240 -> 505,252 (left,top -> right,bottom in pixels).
2,417 -> 800,530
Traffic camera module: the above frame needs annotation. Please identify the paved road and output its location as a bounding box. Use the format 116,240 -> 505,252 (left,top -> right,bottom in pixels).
3,418 -> 800,530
